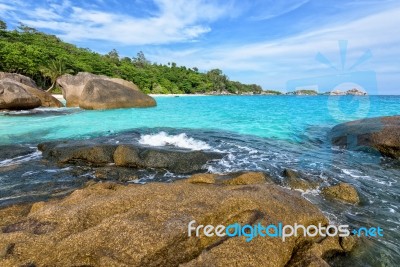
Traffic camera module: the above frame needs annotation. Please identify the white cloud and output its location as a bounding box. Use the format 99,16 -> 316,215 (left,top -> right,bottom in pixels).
147,6 -> 400,94
14,0 -> 228,45
250,0 -> 310,21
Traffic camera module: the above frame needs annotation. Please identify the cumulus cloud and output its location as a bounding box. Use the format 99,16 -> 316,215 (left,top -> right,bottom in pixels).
4,0 -> 229,45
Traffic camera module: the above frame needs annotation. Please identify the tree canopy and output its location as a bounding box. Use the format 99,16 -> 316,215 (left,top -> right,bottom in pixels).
0,23 -> 263,94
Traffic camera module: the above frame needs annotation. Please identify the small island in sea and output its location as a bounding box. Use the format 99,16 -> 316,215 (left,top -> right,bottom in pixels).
0,2 -> 399,266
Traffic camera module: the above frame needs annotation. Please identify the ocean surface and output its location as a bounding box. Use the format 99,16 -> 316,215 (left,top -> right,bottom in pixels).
0,95 -> 399,266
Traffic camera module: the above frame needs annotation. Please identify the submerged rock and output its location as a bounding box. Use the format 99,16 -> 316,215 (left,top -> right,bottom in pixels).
0,173 -> 355,266
322,183 -> 360,204
282,169 -> 320,191
57,72 -> 156,109
38,141 -> 222,174
330,116 -> 400,159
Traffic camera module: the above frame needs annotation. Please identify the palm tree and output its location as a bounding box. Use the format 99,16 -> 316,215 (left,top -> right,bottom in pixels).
40,59 -> 73,92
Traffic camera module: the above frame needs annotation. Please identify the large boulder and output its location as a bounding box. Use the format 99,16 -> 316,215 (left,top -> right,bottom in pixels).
79,79 -> 156,110
20,84 -> 63,108
0,74 -> 63,108
0,72 -> 37,88
330,116 -> 400,159
38,141 -> 222,173
0,174 -> 356,266
0,80 -> 41,110
57,72 -> 154,109
57,72 -> 105,107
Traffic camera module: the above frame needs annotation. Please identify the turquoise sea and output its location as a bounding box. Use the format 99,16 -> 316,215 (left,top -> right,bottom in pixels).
0,95 -> 399,266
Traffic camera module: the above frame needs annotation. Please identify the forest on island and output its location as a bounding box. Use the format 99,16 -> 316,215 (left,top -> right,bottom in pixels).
0,20 -> 263,94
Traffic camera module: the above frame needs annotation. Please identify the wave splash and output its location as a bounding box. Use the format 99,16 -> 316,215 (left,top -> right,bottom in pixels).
138,132 -> 211,150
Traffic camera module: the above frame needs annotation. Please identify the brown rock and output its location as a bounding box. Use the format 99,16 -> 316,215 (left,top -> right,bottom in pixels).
283,169 -> 319,191
0,80 -> 41,110
185,173 -> 217,184
22,85 -> 63,108
57,72 -> 154,109
79,79 -> 156,109
57,72 -> 104,107
0,72 -> 37,88
330,116 -> 400,159
222,172 -> 268,185
0,174 -> 353,266
0,76 -> 62,108
322,183 -> 360,204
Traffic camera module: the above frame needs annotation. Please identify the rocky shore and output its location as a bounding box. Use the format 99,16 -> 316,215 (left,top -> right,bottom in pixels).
0,171 -> 358,267
0,128 -> 376,266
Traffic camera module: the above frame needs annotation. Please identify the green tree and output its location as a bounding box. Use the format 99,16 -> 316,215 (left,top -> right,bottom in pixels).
132,51 -> 150,68
0,19 -> 6,30
40,59 -> 73,92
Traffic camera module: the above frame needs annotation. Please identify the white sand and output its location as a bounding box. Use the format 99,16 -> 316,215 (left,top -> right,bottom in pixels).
149,94 -> 209,97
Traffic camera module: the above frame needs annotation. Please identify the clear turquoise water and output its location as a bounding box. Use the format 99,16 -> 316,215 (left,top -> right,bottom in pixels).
0,95 -> 399,266
1,95 -> 399,144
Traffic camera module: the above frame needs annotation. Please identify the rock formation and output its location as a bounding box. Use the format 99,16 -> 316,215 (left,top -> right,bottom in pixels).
0,172 -> 357,266
57,72 -> 156,109
330,116 -> 400,159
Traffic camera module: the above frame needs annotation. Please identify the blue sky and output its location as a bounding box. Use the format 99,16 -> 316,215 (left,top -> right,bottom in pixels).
1,0 -> 399,94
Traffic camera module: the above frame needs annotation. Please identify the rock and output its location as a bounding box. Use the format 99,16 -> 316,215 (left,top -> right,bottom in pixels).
20,84 -> 63,108
321,183 -> 360,204
39,142 -> 117,166
57,72 -> 103,107
0,76 -> 62,108
0,80 -> 41,110
346,88 -> 367,95
0,145 -> 36,162
79,79 -> 156,110
0,174 -> 355,266
330,116 -> 400,159
110,77 -> 140,91
114,144 -> 221,174
93,167 -> 139,182
185,173 -> 217,184
222,172 -> 269,185
38,141 -> 222,173
184,172 -> 271,185
57,72 -> 155,109
0,72 -> 37,88
340,236 -> 357,252
282,169 -> 319,191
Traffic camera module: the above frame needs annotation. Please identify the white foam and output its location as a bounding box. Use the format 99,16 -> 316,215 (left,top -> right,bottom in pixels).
138,132 -> 211,151
0,150 -> 41,167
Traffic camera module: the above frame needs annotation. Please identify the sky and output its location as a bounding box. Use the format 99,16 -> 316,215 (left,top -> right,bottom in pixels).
1,0 -> 399,94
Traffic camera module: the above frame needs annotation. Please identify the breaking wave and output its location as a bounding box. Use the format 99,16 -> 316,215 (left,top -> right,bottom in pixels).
138,131 -> 211,150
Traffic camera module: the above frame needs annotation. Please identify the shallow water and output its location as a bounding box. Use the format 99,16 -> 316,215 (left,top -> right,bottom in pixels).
0,95 -> 399,266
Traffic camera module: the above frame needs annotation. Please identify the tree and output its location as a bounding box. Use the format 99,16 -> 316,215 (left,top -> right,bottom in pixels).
132,51 -> 150,68
0,20 -> 6,30
17,23 -> 38,33
40,59 -> 73,92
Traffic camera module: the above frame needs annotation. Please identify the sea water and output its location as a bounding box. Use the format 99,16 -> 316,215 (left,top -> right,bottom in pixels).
0,95 -> 399,266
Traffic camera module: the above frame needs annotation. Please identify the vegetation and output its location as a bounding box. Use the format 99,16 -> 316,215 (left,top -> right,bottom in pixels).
0,20 -> 263,94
